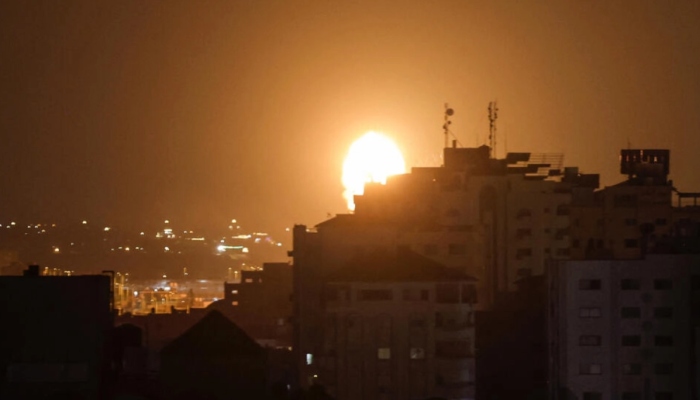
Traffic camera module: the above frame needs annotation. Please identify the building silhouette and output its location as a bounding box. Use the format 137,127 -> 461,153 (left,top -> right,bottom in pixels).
0,266 -> 113,399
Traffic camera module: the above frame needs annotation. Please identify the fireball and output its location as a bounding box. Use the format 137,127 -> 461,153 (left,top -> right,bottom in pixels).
342,131 -> 406,211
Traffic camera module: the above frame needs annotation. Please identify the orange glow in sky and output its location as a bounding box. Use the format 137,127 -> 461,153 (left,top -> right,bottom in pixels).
342,131 -> 406,211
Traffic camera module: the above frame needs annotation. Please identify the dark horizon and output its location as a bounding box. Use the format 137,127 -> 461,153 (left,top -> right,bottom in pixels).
2,1 -> 699,231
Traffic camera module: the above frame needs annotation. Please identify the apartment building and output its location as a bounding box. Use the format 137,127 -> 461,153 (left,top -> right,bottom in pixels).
550,255 -> 700,400
315,250 -> 477,400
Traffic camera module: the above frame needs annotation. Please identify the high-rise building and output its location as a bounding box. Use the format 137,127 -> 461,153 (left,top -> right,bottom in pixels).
291,144 -> 596,393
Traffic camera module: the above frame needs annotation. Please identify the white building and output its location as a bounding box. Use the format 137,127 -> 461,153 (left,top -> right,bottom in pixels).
550,255 -> 700,400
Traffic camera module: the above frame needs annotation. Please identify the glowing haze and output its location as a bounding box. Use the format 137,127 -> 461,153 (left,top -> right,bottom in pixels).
342,131 -> 406,211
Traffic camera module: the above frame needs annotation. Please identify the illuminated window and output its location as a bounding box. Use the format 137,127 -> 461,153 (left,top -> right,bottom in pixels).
410,347 -> 425,359
232,301 -> 239,306
378,348 -> 391,360
231,290 -> 238,294
306,353 -> 313,365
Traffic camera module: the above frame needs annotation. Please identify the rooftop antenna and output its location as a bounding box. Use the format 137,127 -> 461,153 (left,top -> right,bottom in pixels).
488,101 -> 498,158
443,103 -> 454,149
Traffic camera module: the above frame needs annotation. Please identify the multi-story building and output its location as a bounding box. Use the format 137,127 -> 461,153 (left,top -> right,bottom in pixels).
569,149 -> 700,261
316,250 -> 477,400
549,255 -> 700,400
292,144 -> 596,390
217,261 -> 293,347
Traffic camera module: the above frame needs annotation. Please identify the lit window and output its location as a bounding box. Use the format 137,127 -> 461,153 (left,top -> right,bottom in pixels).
410,347 -> 425,359
306,353 -> 313,365
231,290 -> 238,294
232,301 -> 238,306
378,348 -> 391,360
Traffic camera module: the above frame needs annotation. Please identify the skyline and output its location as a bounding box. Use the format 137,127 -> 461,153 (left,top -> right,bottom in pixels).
2,1 -> 699,232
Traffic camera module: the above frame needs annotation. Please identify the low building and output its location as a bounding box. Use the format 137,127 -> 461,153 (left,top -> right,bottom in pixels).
159,309 -> 267,400
315,250 -> 477,400
0,265 -> 113,399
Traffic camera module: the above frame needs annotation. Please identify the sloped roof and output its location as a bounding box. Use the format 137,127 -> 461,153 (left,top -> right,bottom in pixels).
326,249 -> 476,283
160,309 -> 263,358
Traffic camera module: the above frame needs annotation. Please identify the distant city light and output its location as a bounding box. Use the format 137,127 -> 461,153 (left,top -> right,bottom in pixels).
104,227 -> 111,231
140,232 -> 145,236
242,247 -> 249,253
164,220 -> 169,224
82,220 -> 87,225
11,222 -> 16,226
164,246 -> 170,252
231,219 -> 237,223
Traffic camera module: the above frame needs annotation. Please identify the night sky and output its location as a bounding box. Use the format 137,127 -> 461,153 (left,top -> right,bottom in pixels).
2,1 -> 699,232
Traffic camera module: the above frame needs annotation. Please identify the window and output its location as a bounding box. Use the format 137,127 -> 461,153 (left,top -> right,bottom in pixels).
461,284 -> 477,303
654,279 -> 673,290
579,335 -> 602,346
516,228 -> 532,238
517,208 -> 532,218
244,278 -> 253,283
624,239 -> 639,248
622,335 -> 641,347
579,307 -> 602,318
621,279 -> 640,290
621,307 -> 641,318
377,348 -> 391,360
579,363 -> 602,375
435,283 -> 459,304
583,393 -> 602,400
306,353 -> 313,365
654,363 -> 673,375
403,288 -> 429,302
623,363 -> 642,375
579,279 -> 602,290
448,244 -> 467,256
654,336 -> 674,347
231,289 -> 238,294
654,307 -> 673,319
232,301 -> 239,306
410,347 -> 425,359
516,248 -> 533,258
359,290 -> 393,301
435,340 -> 471,358
424,244 -> 438,256
622,393 -> 642,400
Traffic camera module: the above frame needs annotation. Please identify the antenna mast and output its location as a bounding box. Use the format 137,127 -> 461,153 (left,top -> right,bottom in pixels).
488,101 -> 498,158
443,103 -> 454,149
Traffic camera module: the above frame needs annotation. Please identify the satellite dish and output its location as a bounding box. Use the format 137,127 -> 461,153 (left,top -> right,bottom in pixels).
445,108 -> 454,116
